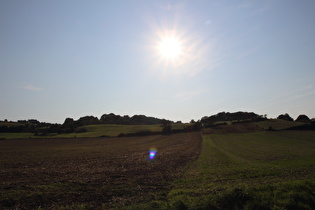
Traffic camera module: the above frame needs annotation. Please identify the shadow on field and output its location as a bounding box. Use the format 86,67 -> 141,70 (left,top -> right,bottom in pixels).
134,180 -> 315,209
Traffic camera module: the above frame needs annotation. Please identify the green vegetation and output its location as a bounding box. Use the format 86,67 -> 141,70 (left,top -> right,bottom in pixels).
2,112 -> 312,139
255,119 -> 305,130
150,131 -> 315,209
0,123 -> 191,139
54,124 -> 163,138
0,113 -> 175,138
174,131 -> 314,188
1,120 -> 315,209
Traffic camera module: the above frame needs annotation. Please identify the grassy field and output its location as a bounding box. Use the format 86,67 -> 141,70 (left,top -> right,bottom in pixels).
53,124 -> 163,138
1,129 -> 315,209
255,119 -> 305,130
161,131 -> 315,209
55,123 -> 189,138
0,119 -> 305,139
0,132 -> 201,209
0,123 -> 191,139
201,119 -> 306,135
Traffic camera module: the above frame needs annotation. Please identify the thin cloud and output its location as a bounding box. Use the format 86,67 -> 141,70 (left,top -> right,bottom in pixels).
258,85 -> 315,108
281,90 -> 315,104
22,84 -> 43,92
277,85 -> 313,102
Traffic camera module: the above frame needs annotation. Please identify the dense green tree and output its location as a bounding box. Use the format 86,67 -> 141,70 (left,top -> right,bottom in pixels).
100,113 -> 164,125
161,119 -> 172,134
295,114 -> 311,123
193,121 -> 202,131
200,111 -> 262,127
277,113 -> 293,121
77,116 -> 99,126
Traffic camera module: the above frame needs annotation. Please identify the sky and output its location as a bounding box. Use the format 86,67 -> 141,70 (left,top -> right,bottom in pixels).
1,0 -> 315,123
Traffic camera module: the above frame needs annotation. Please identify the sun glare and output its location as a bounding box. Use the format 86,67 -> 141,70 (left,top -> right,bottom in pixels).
151,28 -> 202,71
158,37 -> 182,59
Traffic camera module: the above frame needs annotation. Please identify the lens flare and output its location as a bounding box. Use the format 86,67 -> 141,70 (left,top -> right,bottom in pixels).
148,147 -> 157,160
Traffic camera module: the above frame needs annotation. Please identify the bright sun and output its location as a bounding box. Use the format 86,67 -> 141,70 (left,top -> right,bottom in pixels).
158,37 -> 182,59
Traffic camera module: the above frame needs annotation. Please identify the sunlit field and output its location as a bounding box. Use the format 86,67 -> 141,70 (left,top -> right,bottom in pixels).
164,131 -> 315,209
1,129 -> 315,209
2,1 -> 315,209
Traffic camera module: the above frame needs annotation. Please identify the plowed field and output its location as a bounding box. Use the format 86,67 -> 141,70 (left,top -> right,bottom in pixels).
0,132 -> 202,209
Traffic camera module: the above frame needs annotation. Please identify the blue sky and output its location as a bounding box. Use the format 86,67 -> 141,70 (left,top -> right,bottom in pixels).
1,0 -> 315,123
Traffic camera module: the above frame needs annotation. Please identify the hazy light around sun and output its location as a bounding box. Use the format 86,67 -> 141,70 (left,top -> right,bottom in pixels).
149,25 -> 210,75
158,36 -> 182,59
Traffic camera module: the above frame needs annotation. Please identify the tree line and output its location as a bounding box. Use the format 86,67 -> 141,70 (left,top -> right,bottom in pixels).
1,112 -> 314,135
0,114 -> 171,135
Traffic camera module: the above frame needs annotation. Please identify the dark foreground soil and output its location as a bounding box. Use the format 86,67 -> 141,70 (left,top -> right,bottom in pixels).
0,132 -> 202,209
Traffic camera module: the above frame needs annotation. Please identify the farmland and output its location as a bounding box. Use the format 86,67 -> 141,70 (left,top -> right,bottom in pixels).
165,130 -> 315,209
0,132 -> 202,209
0,123 -> 190,139
1,125 -> 315,209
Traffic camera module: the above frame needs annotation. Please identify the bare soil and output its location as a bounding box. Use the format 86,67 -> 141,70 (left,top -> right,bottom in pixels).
0,132 -> 202,209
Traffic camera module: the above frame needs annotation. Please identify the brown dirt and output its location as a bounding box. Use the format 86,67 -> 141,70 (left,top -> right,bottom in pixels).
0,132 -> 202,209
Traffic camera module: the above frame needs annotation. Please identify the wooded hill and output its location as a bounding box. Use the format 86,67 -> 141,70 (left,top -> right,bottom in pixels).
200,111 -> 265,127
0,114 -> 169,135
0,112 -> 314,135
